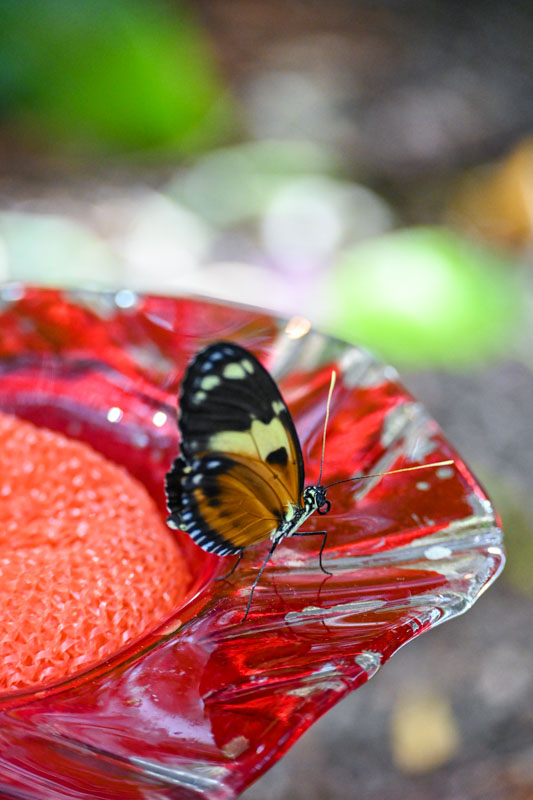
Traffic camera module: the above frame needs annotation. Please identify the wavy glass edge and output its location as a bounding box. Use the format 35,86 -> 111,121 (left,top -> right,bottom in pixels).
0,284 -> 504,800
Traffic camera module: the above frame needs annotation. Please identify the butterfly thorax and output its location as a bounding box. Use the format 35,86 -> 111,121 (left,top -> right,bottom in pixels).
303,484 -> 329,513
273,485 -> 330,543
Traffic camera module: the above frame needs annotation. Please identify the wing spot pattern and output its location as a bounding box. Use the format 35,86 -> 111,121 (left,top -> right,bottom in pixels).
201,375 -> 221,391
266,446 -> 288,466
208,417 -> 288,462
223,362 -> 246,379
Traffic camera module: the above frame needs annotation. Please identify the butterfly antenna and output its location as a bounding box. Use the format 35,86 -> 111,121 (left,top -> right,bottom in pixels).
318,370 -> 337,487
325,459 -> 454,489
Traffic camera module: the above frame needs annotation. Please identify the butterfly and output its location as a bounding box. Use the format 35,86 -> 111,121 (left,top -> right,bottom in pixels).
164,340 -> 337,619
165,340 -> 453,620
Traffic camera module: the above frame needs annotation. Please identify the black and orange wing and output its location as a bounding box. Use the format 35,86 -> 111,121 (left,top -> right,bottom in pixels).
165,341 -> 304,555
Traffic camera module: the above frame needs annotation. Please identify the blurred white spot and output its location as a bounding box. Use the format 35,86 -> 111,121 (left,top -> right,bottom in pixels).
115,289 -> 137,309
436,466 -> 454,479
285,315 -> 311,339
261,177 -> 343,270
424,545 -> 452,560
152,411 -> 167,428
416,481 -> 430,491
107,407 -> 123,423
262,176 -> 394,274
103,191 -> 210,292
145,311 -> 174,331
0,211 -> 119,286
133,432 -> 149,448
0,282 -> 25,302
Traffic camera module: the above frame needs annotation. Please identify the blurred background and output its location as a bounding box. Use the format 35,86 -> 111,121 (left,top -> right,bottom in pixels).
1,1 -> 533,797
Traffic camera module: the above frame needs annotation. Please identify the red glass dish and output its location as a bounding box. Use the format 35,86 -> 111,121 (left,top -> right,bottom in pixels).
0,285 -> 504,799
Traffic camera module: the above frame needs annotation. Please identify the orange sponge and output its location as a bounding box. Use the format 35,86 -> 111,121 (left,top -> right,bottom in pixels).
0,412 -> 189,693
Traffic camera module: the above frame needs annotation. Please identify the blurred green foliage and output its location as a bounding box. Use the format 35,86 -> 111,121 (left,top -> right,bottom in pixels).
0,0 -> 235,154
328,227 -> 523,368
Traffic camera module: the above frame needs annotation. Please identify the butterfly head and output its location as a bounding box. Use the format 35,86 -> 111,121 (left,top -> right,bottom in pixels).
303,484 -> 331,516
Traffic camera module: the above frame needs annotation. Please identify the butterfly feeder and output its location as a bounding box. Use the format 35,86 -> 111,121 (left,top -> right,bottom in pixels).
0,285 -> 503,799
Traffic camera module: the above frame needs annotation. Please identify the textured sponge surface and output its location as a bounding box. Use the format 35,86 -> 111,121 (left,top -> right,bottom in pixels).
0,412 -> 189,693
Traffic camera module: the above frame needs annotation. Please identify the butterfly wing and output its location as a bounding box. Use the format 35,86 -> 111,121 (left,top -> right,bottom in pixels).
165,341 -> 305,555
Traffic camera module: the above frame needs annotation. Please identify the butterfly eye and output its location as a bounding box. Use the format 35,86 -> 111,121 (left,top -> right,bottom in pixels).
317,499 -> 331,515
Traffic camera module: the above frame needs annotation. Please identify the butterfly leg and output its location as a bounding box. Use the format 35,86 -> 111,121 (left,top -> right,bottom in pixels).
242,540 -> 278,622
292,531 -> 332,575
215,550 -> 243,582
